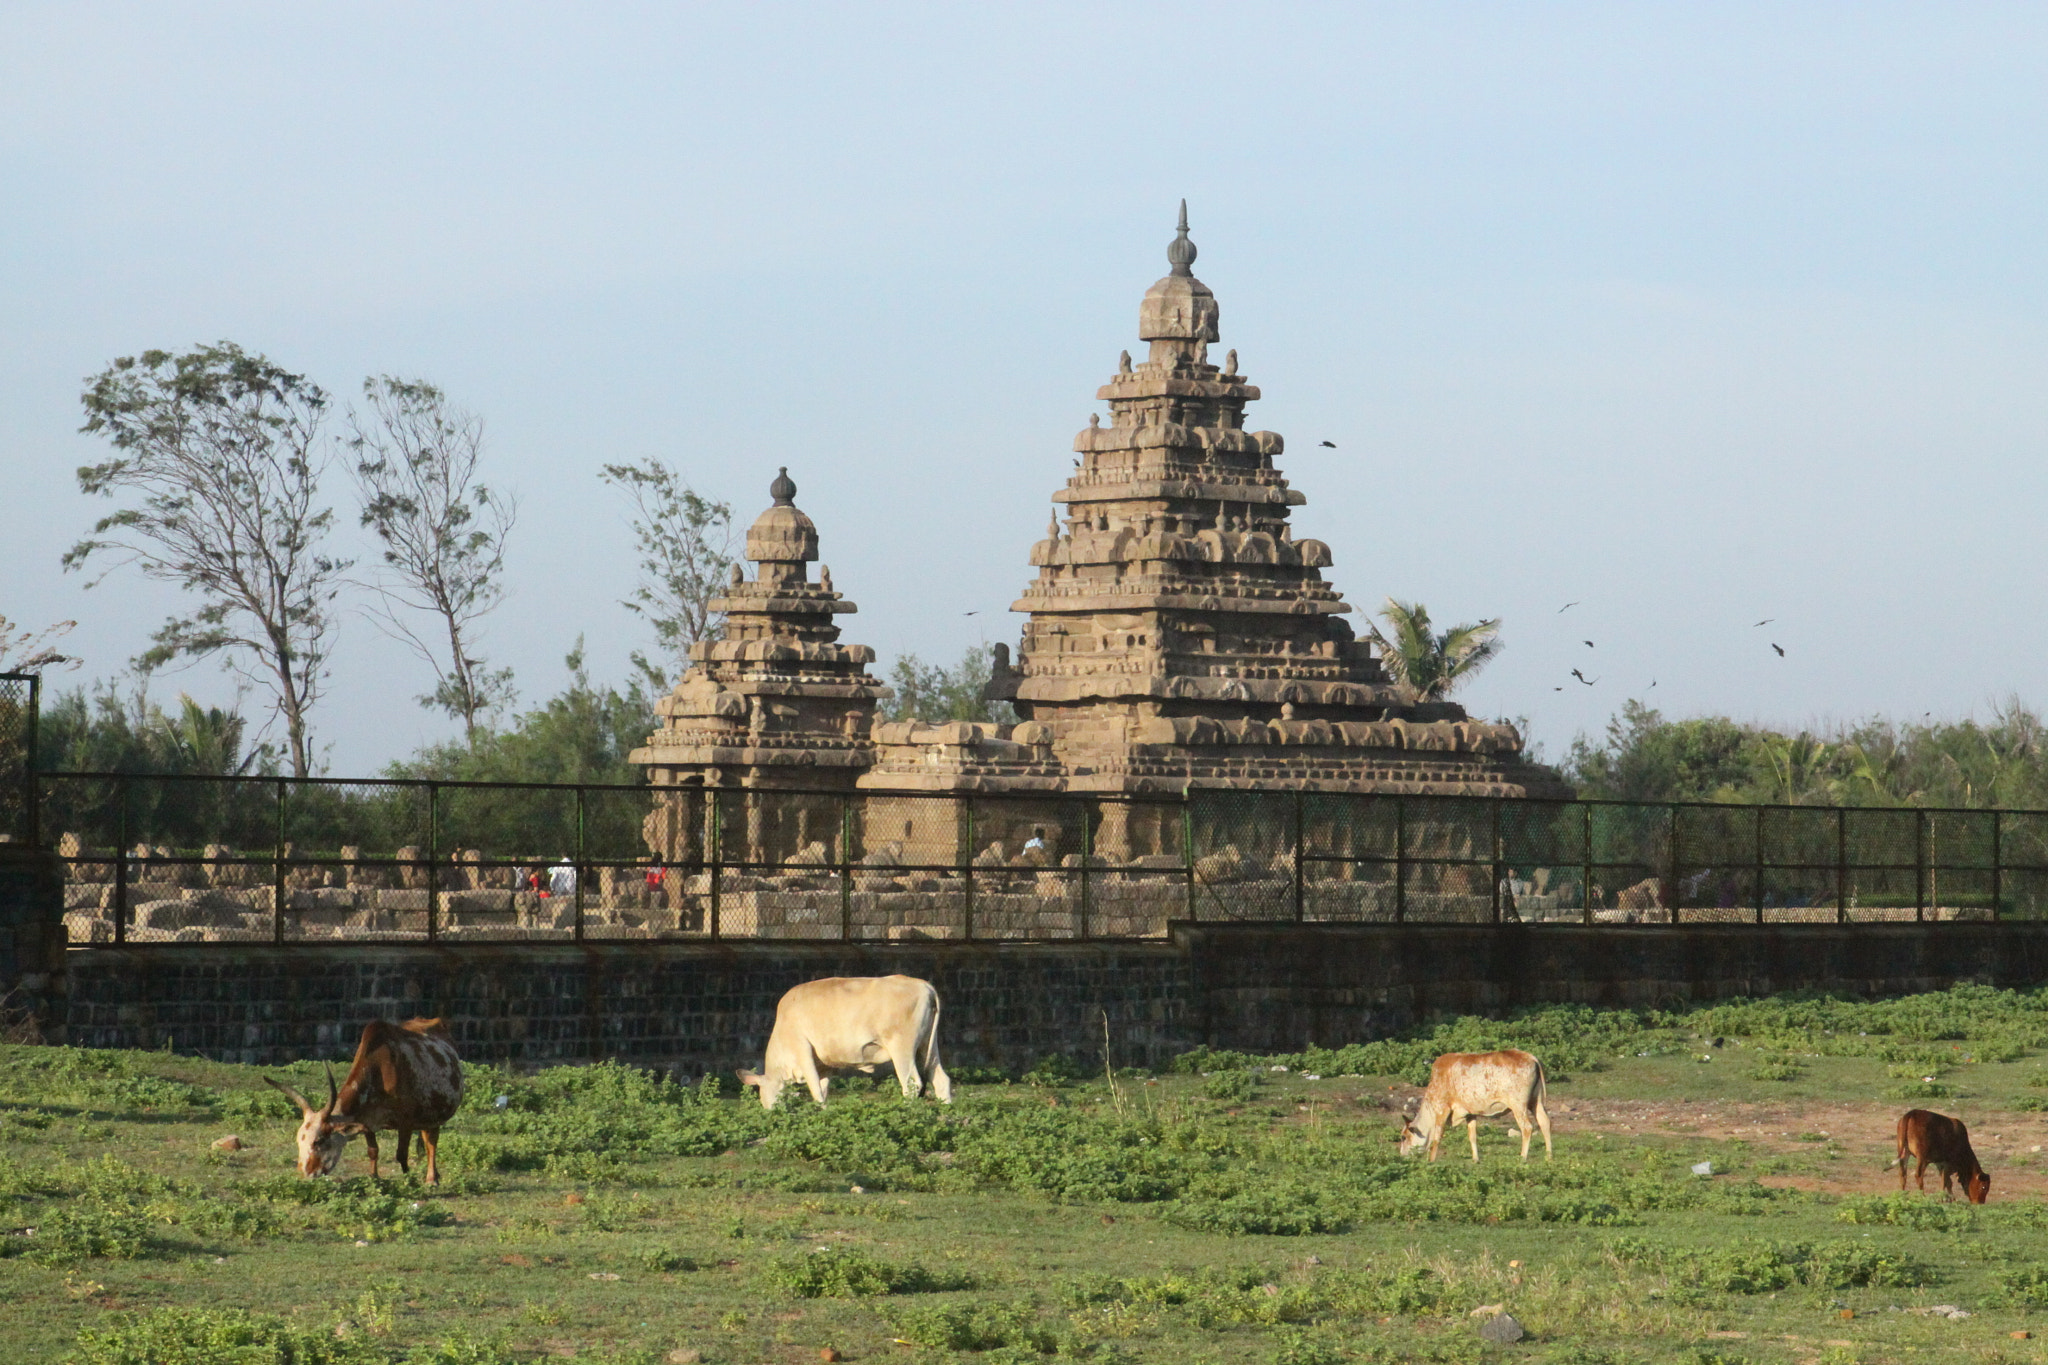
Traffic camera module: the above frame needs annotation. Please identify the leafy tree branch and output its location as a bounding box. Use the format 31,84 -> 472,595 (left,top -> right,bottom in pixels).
68,343 -> 347,777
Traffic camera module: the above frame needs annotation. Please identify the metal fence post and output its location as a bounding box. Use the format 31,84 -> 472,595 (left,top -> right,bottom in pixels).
1754,805 -> 1766,926
961,796 -> 975,941
1182,799 -> 1196,923
1580,803 -> 1593,927
1836,806 -> 1848,924
573,786 -> 586,943
114,776 -> 129,945
23,673 -> 39,850
273,777 -> 288,944
1668,804 -> 1680,925
1915,808 -> 1927,923
840,796 -> 854,941
426,782 -> 440,943
1079,799 -> 1093,940
1292,790 -> 1306,924
709,795 -> 722,940
1395,796 -> 1408,925
1489,799 -> 1502,925
1993,810 -> 2004,921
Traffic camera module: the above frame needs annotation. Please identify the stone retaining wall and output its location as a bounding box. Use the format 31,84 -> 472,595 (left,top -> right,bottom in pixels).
45,921 -> 2048,1074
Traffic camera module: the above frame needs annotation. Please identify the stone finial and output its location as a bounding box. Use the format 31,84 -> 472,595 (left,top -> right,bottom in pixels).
819,565 -> 834,593
770,466 -> 797,506
1118,350 -> 1132,374
1088,413 -> 1099,429
1167,199 -> 1196,277
1224,348 -> 1238,376
729,562 -> 744,587
1047,509 -> 1061,541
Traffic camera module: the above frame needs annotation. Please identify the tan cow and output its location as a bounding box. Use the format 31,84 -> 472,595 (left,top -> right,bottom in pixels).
737,975 -> 952,1109
1396,1049 -> 1553,1162
267,1018 -> 464,1182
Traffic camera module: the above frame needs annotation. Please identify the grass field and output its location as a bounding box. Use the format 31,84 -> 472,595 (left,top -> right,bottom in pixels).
10,988 -> 2048,1364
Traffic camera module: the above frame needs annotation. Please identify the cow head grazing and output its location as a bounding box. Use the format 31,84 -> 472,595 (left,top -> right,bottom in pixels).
736,1067 -> 785,1110
1967,1168 -> 1992,1204
265,1064 -> 366,1177
1393,1102 -> 1433,1158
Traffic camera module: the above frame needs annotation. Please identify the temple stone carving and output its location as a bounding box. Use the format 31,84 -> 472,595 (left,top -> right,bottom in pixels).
633,210 -> 1565,861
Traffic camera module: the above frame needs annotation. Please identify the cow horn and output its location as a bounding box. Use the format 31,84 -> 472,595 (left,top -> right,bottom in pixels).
325,1062 -> 340,1114
264,1076 -> 315,1116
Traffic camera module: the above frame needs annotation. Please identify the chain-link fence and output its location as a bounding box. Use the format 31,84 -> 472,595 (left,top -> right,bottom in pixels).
0,673 -> 38,848
37,770 -> 2048,945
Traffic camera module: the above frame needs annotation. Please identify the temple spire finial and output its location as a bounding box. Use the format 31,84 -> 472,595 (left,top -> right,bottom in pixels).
1167,199 -> 1196,276
769,466 -> 796,506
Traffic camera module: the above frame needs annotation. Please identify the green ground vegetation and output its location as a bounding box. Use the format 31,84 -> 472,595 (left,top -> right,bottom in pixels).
8,986 -> 2048,1363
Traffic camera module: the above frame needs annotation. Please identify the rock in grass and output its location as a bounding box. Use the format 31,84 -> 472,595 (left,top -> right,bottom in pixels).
1478,1312 -> 1525,1343
1469,1303 -> 1505,1318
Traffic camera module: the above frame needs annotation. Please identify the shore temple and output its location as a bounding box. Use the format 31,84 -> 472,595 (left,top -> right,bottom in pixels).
631,207 -> 1566,866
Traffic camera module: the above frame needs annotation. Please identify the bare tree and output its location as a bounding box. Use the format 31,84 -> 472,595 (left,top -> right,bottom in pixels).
349,376 -> 517,742
599,459 -> 734,690
68,343 -> 347,778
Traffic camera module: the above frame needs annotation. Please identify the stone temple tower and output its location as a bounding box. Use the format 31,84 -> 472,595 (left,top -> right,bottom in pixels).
633,469 -> 890,861
975,204 -> 1565,799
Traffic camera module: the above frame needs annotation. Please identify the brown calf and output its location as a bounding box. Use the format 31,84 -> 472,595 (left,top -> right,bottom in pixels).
1893,1108 -> 1990,1203
267,1018 -> 464,1183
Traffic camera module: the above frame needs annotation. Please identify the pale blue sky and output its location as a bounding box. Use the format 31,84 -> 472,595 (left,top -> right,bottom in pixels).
4,4 -> 2046,772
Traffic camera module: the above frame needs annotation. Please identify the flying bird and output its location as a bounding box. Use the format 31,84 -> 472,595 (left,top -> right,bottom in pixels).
1554,687 -> 1563,692
1753,619 -> 1774,627
1571,669 -> 1597,685
1583,640 -> 1595,649
1648,680 -> 1657,689
1558,601 -> 1580,613
963,611 -> 980,616
1319,440 -> 1336,448
1771,643 -> 1785,657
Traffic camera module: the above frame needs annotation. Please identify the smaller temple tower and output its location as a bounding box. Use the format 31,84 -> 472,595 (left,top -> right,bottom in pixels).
632,469 -> 889,863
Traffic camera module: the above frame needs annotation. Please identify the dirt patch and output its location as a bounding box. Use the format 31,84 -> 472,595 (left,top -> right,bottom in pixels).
1550,1096 -> 2048,1196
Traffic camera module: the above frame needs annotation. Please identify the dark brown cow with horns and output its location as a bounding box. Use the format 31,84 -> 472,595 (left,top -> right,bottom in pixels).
266,1018 -> 464,1183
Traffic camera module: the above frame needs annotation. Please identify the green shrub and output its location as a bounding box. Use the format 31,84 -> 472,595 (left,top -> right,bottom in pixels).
1273,1327 -> 1346,1365
1837,1194 -> 1973,1231
1202,1070 -> 1260,1103
641,1246 -> 698,1272
1801,1240 -> 1929,1289
1747,1059 -> 1800,1082
1162,1188 -> 1345,1236
1881,1080 -> 1951,1100
10,1206 -> 152,1265
67,1306 -> 386,1365
761,1246 -> 971,1297
884,1300 -> 1058,1353
1998,1265 -> 2048,1309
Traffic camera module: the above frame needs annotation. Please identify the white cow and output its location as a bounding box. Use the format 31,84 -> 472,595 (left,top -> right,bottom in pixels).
1396,1048 -> 1553,1162
737,975 -> 953,1109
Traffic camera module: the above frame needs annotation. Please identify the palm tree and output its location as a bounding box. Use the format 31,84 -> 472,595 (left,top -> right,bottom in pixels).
1367,599 -> 1503,703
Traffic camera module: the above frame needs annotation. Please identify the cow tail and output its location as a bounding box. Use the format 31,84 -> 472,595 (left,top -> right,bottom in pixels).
918,985 -> 943,1075
1534,1058 -> 1550,1117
